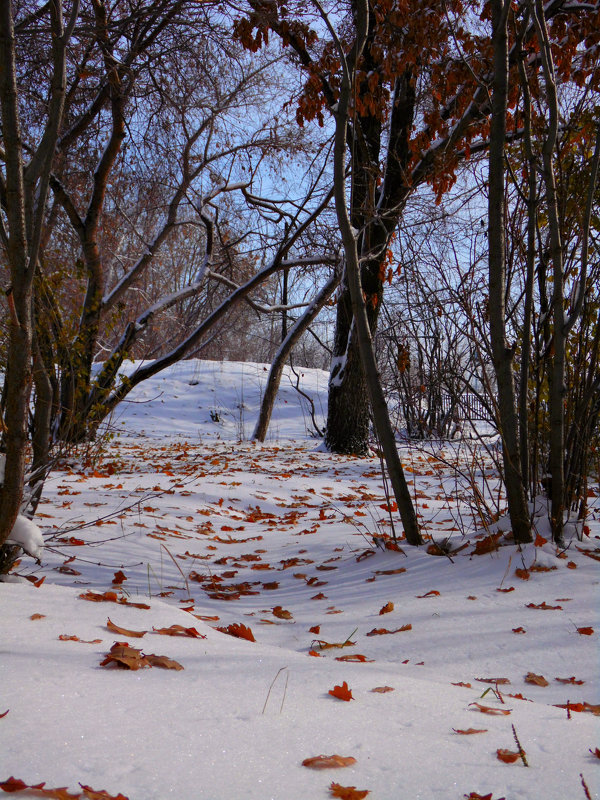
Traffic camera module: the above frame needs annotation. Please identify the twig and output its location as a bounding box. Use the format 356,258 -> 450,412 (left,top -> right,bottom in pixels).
580,773 -> 592,800
161,543 -> 191,597
262,667 -> 288,714
511,724 -> 528,767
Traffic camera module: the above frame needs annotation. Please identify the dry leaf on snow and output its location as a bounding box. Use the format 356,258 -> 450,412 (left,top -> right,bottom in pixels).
30,613 -> 46,620
453,728 -> 488,735
378,602 -> 394,615
366,625 -> 411,636
329,681 -> 354,701
335,654 -> 374,663
371,686 -> 394,693
329,782 -> 369,799
0,777 -> 129,799
152,624 -> 205,639
525,672 -> 548,687
272,606 -> 293,620
469,702 -> 511,715
302,755 -> 357,769
577,627 -> 594,636
216,623 -> 255,642
496,748 -> 522,763
106,618 -> 146,638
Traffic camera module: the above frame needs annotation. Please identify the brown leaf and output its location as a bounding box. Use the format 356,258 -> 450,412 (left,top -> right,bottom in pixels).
0,710 -> 8,719
515,568 -> 530,580
374,567 -> 406,575
302,755 -> 357,769
590,747 -> 600,760
100,642 -> 148,670
80,785 -> 130,800
336,654 -> 374,663
512,627 -> 526,634
329,782 -> 369,799
469,702 -> 511,715
79,591 -> 150,610
577,627 -> 594,636
416,590 -> 440,598
370,686 -> 394,693
453,728 -> 488,734
112,570 -> 127,585
272,606 -> 293,620
496,748 -> 521,763
476,677 -> 511,685
309,625 -> 320,634
366,624 -> 411,636
526,601 -> 562,610
152,624 -> 205,639
525,672 -> 549,687
216,623 -> 255,642
329,681 -> 354,701
471,533 -> 502,555
313,638 -> 355,650
378,601 -> 394,615
555,676 -> 584,685
30,613 -> 46,620
106,618 -> 146,638
58,634 -> 102,644
143,653 -> 184,671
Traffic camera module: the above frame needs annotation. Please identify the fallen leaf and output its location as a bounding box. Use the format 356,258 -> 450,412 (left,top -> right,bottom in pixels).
0,710 -> 8,719
112,570 -> 127,585
80,785 -> 129,799
329,782 -> 369,799
453,728 -> 488,734
302,755 -> 357,769
590,747 -> 600,760
512,627 -> 526,634
469,702 -> 511,715
313,638 -> 355,650
496,748 -> 521,763
471,533 -> 502,555
476,677 -> 511,685
555,676 -> 584,685
534,533 -> 548,547
464,794 -> 505,800
374,567 -> 406,575
378,601 -> 394,615
143,653 -> 184,671
496,587 -> 515,593
515,568 -> 530,580
100,642 -> 148,670
272,606 -> 293,620
309,625 -> 320,634
524,672 -> 548,687
216,623 -> 255,642
30,613 -> 46,620
152,624 -> 205,639
526,602 -> 562,610
366,624 -> 411,636
370,686 -> 394,693
79,591 -> 150,610
58,634 -> 102,644
329,681 -> 353,701
336,654 -> 374,663
106,619 -> 146,638
416,590 -> 440,598
452,682 -> 472,688
577,627 -> 594,636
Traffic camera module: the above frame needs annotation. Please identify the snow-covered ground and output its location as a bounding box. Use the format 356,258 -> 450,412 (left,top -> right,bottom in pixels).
1,360 -> 598,800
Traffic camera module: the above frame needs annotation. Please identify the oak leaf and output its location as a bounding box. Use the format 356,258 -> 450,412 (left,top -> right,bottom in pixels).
143,653 -> 184,671
112,570 -> 127,585
329,681 -> 354,701
217,623 -> 255,642
272,606 -> 293,620
302,755 -> 357,769
366,625 -> 411,636
329,782 -> 369,799
100,642 -> 148,670
378,602 -> 394,615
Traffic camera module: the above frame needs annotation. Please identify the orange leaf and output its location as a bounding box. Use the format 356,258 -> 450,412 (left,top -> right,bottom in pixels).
555,676 -> 584,685
106,619 -> 146,638
416,590 -> 440,598
329,782 -> 369,799
143,653 -> 184,671
526,602 -> 562,610
512,627 -> 526,634
366,624 -> 411,636
452,728 -> 488,734
152,624 -> 205,639
496,587 -> 515,593
30,613 -> 46,620
100,642 -> 148,670
469,702 -> 511,715
329,681 -> 354,701
336,654 -> 374,663
378,602 -> 394,615
577,627 -> 594,636
302,755 -> 357,769
515,568 -> 530,580
471,533 -> 502,555
525,672 -> 548,686
496,748 -> 521,763
309,625 -> 320,634
370,686 -> 394,693
217,623 -> 255,642
534,533 -> 548,547
112,570 -> 127,585
308,650 -> 322,657
80,786 -> 129,799
272,606 -> 293,620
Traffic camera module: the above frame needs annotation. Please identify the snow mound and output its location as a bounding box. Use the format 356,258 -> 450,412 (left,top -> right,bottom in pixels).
6,514 -> 44,559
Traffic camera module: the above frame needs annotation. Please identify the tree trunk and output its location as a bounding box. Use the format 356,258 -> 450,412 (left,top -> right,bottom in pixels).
488,0 -> 532,544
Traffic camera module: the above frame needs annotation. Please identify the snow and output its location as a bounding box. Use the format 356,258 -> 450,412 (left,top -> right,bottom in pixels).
5,515 -> 44,560
1,359 -> 599,800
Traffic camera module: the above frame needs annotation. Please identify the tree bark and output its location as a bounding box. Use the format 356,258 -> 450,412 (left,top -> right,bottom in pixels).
488,0 -> 532,544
